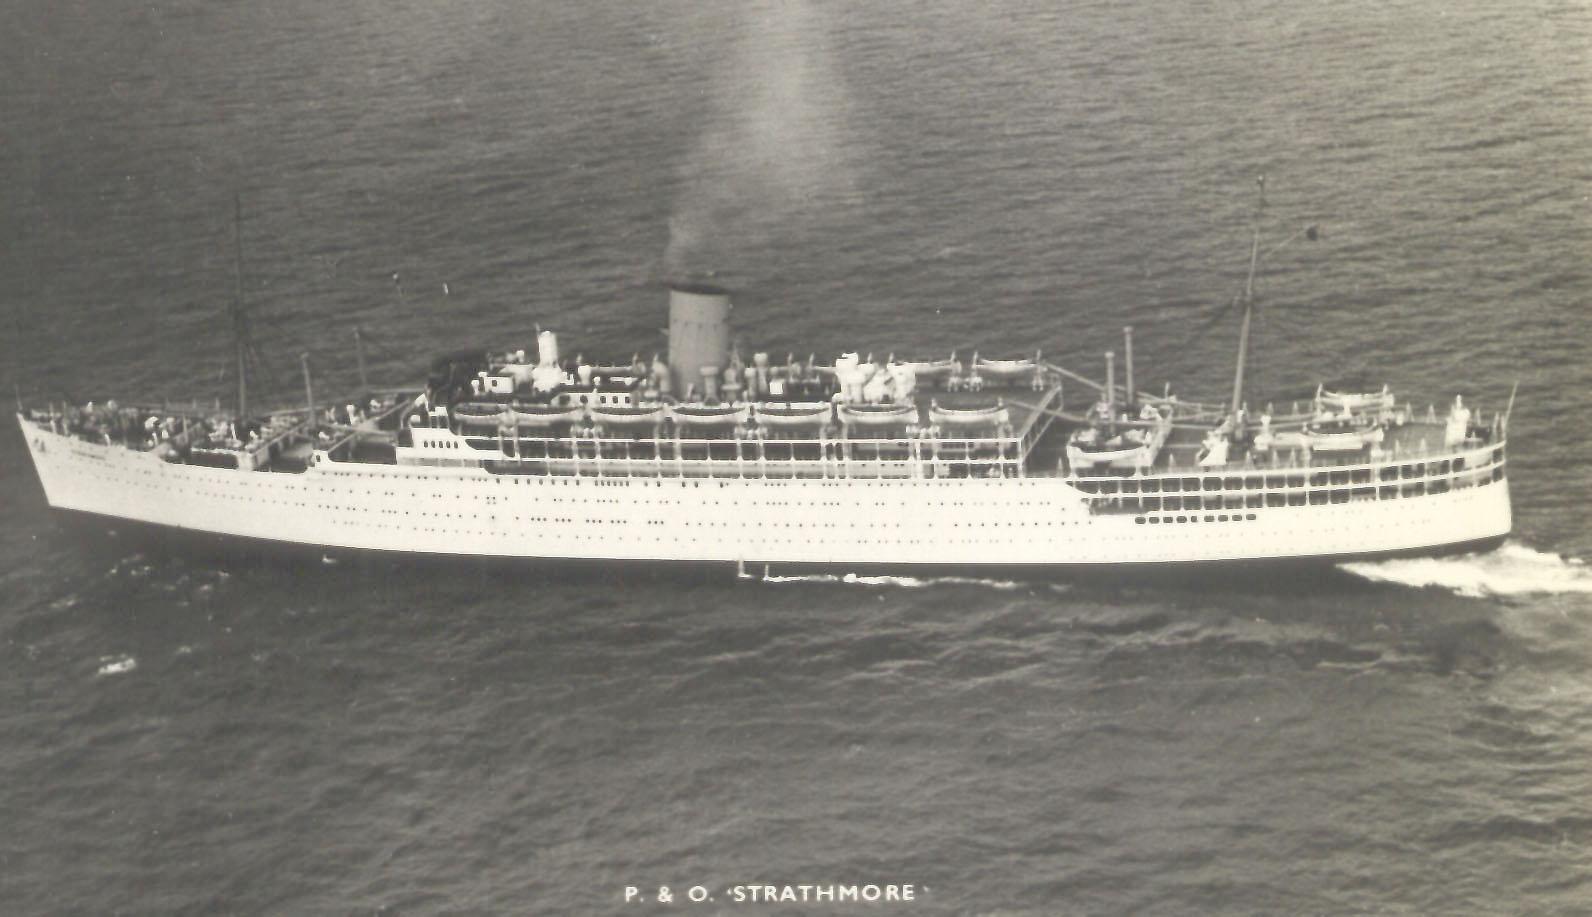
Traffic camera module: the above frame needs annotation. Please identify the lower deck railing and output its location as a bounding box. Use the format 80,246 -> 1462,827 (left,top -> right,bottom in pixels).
1073,442 -> 1506,516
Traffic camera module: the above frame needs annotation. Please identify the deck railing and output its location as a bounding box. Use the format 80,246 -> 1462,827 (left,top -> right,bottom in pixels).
1069,439 -> 1506,516
402,428 -> 1032,480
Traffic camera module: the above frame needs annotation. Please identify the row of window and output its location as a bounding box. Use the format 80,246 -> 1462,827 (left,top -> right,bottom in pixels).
1137,513 -> 1258,525
1096,471 -> 1500,514
482,445 -> 1020,463
1073,454 -> 1499,495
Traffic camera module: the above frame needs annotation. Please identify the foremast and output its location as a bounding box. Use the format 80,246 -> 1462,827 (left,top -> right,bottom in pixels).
230,193 -> 251,421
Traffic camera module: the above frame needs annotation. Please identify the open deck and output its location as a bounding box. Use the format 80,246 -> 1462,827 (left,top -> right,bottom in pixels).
403,383 -> 1065,480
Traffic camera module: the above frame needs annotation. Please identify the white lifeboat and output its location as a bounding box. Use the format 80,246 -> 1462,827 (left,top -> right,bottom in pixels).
453,402 -> 508,427
755,403 -> 832,428
837,403 -> 917,427
669,404 -> 752,427
505,405 -> 585,427
972,355 -> 1037,378
1067,405 -> 1171,471
589,405 -> 666,426
929,400 -> 1010,428
1303,412 -> 1385,452
897,355 -> 959,377
1316,384 -> 1394,415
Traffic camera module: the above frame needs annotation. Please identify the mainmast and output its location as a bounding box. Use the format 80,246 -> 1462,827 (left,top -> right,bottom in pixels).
231,194 -> 250,420
1230,177 -> 1265,418
1227,179 -> 1319,422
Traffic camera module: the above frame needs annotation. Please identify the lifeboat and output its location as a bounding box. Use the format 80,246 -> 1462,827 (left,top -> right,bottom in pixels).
504,405 -> 585,427
1067,405 -> 1171,471
1317,384 -> 1394,414
837,403 -> 917,427
897,356 -> 959,378
1261,431 -> 1311,452
755,403 -> 832,428
929,401 -> 1009,428
972,355 -> 1037,378
589,405 -> 665,426
590,356 -> 646,376
452,401 -> 506,418
453,402 -> 508,427
1302,416 -> 1385,452
1067,430 -> 1147,469
669,404 -> 752,427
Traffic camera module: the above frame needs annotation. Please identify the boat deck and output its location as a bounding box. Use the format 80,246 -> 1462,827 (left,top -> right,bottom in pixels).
1134,415 -> 1494,478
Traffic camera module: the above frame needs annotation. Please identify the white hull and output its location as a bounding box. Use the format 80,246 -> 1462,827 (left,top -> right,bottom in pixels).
21,420 -> 1512,567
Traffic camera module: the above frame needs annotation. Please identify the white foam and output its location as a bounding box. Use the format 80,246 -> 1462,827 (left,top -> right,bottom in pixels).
761,572 -> 842,584
759,571 -> 1022,590
1340,542 -> 1592,599
96,655 -> 137,677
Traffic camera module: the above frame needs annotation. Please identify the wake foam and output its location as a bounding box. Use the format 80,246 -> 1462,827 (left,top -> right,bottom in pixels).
1339,542 -> 1592,598
759,571 -> 1022,590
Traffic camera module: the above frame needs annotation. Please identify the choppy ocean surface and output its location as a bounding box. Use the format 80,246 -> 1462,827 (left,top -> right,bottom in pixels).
3,0 -> 1591,913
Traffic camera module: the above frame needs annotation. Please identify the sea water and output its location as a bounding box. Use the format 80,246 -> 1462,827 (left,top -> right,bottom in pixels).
2,0 -> 1590,912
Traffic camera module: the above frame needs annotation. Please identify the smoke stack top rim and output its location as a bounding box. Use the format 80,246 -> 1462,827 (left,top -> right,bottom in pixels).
668,280 -> 733,297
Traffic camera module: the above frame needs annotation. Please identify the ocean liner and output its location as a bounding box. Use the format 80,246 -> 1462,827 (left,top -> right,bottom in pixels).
17,288 -> 1513,570
16,207 -> 1513,570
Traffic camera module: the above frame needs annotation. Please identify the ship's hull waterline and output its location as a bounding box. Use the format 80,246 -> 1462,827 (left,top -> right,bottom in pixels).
22,420 -> 1513,570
